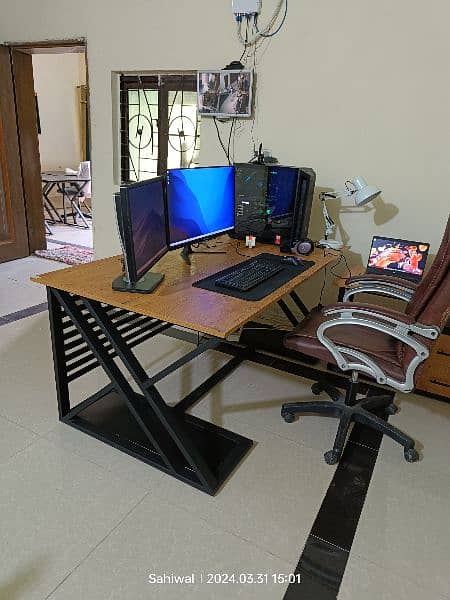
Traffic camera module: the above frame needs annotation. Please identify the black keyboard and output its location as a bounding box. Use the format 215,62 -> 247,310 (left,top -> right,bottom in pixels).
214,258 -> 284,292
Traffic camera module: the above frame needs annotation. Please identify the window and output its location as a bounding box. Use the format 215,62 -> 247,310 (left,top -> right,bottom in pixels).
120,73 -> 200,182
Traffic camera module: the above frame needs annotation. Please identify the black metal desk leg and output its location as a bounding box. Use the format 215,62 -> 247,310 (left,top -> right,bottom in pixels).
42,182 -> 63,224
289,290 -> 310,317
47,289 -> 70,419
45,289 -> 252,495
277,299 -> 299,327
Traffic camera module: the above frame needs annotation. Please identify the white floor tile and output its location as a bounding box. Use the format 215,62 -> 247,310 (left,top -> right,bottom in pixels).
0,438 -> 147,600
46,222 -> 93,248
0,416 -> 38,464
338,554 -> 448,600
0,313 -> 108,435
47,493 -> 294,600
378,391 -> 450,477
188,359 -> 338,454
0,256 -> 66,317
128,419 -> 334,563
350,457 -> 450,598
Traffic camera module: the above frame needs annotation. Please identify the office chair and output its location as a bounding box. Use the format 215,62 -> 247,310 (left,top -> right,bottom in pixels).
57,161 -> 91,226
281,219 -> 450,464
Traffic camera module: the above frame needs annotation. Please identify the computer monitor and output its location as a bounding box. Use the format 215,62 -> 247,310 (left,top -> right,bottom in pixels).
166,166 -> 235,260
112,177 -> 168,293
266,166 -> 300,219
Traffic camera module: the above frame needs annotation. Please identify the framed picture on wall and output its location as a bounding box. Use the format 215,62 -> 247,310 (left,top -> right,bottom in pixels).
197,69 -> 253,118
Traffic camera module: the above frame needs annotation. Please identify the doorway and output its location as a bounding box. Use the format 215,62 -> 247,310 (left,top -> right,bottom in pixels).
0,40 -> 92,267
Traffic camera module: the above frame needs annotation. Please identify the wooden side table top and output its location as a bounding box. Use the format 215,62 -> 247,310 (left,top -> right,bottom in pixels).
32,238 -> 335,339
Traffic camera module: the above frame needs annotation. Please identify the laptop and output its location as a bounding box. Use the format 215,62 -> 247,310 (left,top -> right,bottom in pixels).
366,236 -> 430,283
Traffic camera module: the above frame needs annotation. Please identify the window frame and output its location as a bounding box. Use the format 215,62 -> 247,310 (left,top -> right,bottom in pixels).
120,73 -> 198,182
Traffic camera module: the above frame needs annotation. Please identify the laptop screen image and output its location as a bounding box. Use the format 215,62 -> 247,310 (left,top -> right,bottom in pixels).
366,236 -> 430,282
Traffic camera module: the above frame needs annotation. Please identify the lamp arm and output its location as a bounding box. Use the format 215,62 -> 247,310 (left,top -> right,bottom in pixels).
320,193 -> 336,238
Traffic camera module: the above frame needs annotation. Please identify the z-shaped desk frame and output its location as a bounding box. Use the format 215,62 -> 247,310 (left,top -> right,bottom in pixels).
34,241 -> 335,495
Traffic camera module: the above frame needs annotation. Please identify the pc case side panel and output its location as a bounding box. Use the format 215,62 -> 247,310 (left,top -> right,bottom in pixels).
292,168 -> 316,243
231,163 -> 268,239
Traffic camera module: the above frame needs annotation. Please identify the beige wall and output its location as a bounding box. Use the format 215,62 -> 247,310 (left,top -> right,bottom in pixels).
32,53 -> 86,171
1,0 -> 449,300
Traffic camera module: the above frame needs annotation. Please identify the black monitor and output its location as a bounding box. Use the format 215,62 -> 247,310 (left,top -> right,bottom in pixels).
266,166 -> 300,220
112,177 -> 168,293
166,166 -> 235,262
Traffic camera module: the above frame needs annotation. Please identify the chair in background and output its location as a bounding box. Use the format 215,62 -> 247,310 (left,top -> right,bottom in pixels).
280,218 -> 450,464
57,160 -> 91,228
76,160 -> 92,218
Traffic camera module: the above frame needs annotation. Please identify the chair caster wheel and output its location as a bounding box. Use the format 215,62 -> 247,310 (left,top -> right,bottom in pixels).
311,383 -> 322,395
324,450 -> 340,465
404,448 -> 419,463
385,403 -> 398,415
281,411 -> 295,423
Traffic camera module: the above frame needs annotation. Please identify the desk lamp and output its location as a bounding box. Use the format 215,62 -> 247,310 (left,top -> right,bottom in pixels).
319,176 -> 381,250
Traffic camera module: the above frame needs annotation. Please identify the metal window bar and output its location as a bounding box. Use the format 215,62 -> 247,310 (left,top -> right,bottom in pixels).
120,73 -> 200,182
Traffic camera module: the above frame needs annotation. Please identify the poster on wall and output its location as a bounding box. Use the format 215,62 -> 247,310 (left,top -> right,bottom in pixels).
197,69 -> 253,118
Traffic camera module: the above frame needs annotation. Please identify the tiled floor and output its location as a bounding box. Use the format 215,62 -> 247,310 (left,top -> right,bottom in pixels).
46,222 -> 93,248
0,257 -> 450,599
0,256 -> 66,319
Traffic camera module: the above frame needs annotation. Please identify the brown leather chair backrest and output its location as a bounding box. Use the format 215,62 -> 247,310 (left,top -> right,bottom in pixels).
406,214 -> 450,323
402,215 -> 450,378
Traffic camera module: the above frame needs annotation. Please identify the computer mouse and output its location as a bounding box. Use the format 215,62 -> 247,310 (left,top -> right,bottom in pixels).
281,256 -> 304,266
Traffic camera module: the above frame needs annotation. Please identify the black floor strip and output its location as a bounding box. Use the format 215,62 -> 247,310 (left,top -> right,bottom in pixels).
0,302 -> 48,326
283,421 -> 384,599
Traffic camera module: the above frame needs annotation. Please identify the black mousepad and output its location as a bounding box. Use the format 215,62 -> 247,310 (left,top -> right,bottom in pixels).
192,253 -> 315,301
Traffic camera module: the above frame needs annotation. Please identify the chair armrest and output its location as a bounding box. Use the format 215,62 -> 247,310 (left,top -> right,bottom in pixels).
316,303 -> 440,392
343,273 -> 417,303
345,273 -> 418,288
322,303 -> 440,339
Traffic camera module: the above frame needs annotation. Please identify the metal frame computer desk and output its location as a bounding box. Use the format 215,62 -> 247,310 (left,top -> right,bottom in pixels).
33,239 -> 335,496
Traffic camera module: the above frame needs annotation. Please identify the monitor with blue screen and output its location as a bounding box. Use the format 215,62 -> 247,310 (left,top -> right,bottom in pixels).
166,166 -> 235,250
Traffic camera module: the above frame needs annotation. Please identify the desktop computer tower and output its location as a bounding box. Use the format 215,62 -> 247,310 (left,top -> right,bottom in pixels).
232,163 -> 316,246
232,163 -> 268,238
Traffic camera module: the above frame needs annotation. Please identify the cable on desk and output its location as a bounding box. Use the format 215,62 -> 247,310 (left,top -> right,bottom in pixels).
234,239 -> 254,258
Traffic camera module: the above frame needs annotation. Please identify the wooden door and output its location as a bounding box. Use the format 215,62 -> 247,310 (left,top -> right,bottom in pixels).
10,48 -> 45,253
0,47 -> 30,262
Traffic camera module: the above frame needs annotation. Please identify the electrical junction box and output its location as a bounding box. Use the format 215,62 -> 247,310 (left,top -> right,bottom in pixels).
232,0 -> 261,15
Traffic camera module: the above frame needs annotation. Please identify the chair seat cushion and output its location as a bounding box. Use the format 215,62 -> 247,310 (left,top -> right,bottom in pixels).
284,306 -> 406,381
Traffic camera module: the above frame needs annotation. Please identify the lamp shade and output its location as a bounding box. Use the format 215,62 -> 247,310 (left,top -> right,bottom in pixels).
351,176 -> 381,206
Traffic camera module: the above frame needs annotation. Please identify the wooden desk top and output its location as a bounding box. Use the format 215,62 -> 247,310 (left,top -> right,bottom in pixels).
32,238 -> 334,339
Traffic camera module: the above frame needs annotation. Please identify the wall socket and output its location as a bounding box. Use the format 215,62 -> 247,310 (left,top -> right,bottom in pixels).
232,0 -> 261,15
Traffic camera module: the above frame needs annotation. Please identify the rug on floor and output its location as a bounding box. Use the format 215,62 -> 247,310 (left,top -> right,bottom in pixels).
35,245 -> 93,265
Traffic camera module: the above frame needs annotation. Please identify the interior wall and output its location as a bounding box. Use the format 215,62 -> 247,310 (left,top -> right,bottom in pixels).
32,52 -> 86,171
1,0 -> 449,302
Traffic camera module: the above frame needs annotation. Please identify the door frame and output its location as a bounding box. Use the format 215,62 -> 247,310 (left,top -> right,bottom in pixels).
5,38 -> 91,254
